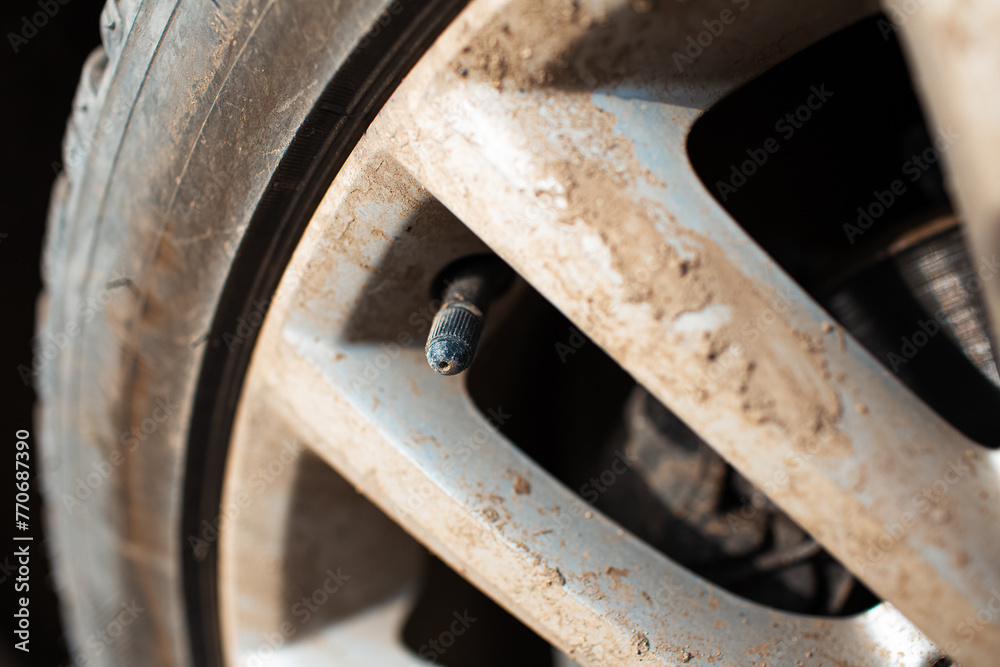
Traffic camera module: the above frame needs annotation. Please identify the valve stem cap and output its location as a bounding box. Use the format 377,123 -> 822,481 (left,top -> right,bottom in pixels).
425,305 -> 482,375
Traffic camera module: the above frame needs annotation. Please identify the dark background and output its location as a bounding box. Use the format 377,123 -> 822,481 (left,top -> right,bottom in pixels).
2,0 -> 106,663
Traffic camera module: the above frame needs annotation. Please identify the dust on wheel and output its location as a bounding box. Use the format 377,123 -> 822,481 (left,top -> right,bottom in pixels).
36,0 -> 1000,664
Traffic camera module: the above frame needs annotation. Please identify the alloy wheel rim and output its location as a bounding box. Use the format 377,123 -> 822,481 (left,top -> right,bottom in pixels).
213,0 -> 1000,664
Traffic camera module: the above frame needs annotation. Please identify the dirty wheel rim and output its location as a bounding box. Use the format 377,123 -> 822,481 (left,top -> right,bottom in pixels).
206,0 -> 999,664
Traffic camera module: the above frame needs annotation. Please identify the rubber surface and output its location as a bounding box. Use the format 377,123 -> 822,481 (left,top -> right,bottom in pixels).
38,0 -> 462,663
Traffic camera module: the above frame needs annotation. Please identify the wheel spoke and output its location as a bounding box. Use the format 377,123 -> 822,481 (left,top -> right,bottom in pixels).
220,375 -> 428,666
883,0 -> 1000,359
363,0 -> 999,659
222,0 -> 1000,663
228,114 -> 944,663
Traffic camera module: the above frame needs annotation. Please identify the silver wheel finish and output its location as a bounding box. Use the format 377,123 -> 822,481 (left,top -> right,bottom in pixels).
220,0 -> 997,663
